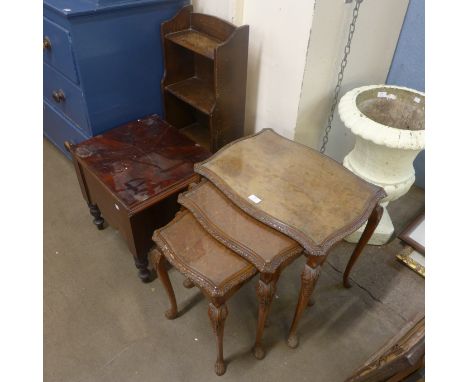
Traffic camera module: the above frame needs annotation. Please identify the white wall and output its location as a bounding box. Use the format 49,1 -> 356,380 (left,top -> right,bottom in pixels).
192,0 -> 243,25
295,0 -> 409,161
241,1 -> 316,139
192,0 -> 408,152
192,0 -> 316,139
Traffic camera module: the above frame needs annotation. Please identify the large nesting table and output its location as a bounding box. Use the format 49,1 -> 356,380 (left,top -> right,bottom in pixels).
194,129 -> 386,347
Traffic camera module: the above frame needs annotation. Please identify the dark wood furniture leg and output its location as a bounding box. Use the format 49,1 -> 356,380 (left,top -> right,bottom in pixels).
287,256 -> 324,349
208,301 -> 229,376
88,203 -> 104,230
253,272 -> 280,360
134,254 -> 153,284
343,204 -> 384,288
149,249 -> 178,319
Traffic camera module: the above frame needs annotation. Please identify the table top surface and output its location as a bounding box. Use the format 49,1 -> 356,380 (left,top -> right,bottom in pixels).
153,210 -> 257,298
72,115 -> 211,210
179,180 -> 302,273
195,129 -> 386,255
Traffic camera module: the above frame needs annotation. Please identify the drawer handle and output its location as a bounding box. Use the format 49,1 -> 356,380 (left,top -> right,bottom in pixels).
52,89 -> 66,103
43,36 -> 52,50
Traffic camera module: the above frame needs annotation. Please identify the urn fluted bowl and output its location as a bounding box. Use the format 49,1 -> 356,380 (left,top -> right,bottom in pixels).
339,85 -> 425,244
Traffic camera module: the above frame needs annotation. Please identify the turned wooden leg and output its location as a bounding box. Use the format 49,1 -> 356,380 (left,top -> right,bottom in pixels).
343,204 -> 384,288
149,249 -> 178,319
133,254 -> 153,283
253,272 -> 279,360
88,203 -> 104,230
183,278 -> 195,289
287,257 -> 323,349
208,302 -> 228,376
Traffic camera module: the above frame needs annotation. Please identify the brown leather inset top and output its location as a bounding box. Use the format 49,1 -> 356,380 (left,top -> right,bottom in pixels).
71,115 -> 211,210
195,129 -> 386,255
153,210 -> 257,297
178,180 -> 302,273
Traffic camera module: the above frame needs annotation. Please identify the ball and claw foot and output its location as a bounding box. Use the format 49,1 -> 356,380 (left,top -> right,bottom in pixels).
165,308 -> 178,320
287,334 -> 299,349
253,345 -> 265,360
183,278 -> 195,289
214,360 -> 226,376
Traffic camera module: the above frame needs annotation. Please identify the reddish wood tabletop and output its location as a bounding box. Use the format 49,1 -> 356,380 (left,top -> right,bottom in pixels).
73,115 -> 211,210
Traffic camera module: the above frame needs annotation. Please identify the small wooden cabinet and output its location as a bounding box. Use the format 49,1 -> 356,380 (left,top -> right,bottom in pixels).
161,5 -> 249,152
66,115 -> 210,282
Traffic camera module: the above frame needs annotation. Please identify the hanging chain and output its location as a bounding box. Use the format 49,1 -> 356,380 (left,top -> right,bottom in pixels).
320,0 -> 363,154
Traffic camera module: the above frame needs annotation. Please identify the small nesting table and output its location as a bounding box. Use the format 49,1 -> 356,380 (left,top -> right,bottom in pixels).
66,115 -> 210,282
150,210 -> 258,376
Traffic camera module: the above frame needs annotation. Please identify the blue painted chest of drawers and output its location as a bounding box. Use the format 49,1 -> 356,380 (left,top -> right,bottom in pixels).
43,0 -> 187,158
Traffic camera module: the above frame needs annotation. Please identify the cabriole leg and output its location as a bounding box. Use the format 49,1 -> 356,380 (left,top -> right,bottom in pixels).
208,302 -> 228,376
149,249 -> 178,319
343,204 -> 384,288
253,272 -> 279,360
287,256 -> 323,349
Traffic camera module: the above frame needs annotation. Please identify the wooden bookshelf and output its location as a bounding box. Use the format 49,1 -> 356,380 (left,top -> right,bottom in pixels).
161,5 -> 249,152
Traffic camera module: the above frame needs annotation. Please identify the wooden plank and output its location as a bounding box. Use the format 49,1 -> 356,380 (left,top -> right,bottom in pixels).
166,29 -> 221,59
165,77 -> 215,115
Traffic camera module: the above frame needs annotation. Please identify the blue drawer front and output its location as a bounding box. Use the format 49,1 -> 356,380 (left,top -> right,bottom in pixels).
43,17 -> 79,84
43,62 -> 90,134
44,100 -> 90,158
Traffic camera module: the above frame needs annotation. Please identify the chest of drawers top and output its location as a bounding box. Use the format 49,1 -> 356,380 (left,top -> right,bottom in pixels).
44,0 -> 174,17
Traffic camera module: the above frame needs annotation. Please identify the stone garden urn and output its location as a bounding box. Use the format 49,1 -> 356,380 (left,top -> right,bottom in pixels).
338,85 -> 425,245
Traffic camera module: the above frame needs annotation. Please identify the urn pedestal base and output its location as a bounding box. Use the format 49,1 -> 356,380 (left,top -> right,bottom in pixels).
345,206 -> 393,245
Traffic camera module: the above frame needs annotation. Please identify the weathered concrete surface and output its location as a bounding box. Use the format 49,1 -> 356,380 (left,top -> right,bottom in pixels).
44,139 -> 424,382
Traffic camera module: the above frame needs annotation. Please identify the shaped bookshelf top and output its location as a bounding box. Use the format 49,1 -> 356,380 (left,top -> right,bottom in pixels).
162,5 -> 239,59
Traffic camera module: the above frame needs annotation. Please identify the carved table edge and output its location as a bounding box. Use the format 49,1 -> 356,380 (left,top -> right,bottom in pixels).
193,129 -> 387,256
152,211 -> 258,298
193,166 -> 386,256
178,187 -> 303,273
